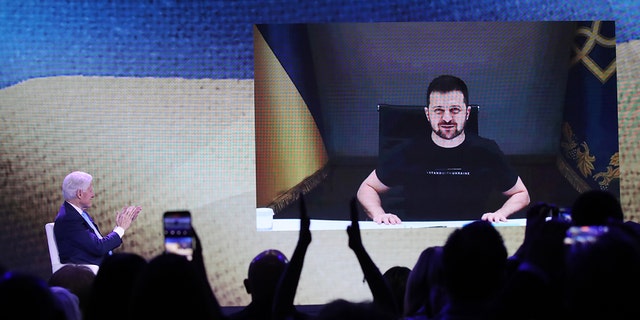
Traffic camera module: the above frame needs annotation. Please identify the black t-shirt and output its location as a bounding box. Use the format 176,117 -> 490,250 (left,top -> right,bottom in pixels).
377,133 -> 518,221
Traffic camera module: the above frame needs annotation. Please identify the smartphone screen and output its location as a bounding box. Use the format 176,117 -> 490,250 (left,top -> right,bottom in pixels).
163,211 -> 195,261
564,225 -> 609,246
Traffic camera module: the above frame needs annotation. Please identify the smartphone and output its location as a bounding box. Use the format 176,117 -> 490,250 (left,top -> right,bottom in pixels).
564,225 -> 609,246
163,211 -> 195,261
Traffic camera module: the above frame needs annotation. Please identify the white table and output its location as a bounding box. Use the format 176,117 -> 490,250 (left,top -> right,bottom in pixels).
263,218 -> 527,231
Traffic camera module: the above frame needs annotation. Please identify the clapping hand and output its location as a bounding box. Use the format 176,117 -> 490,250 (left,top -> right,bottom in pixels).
298,193 -> 311,247
116,205 -> 142,230
347,197 -> 363,251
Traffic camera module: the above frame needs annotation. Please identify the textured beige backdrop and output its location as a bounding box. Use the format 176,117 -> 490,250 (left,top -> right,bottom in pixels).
0,40 -> 638,306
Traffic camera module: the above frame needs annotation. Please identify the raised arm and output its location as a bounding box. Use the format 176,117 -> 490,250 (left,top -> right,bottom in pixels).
272,194 -> 312,320
347,197 -> 399,316
191,229 -> 226,320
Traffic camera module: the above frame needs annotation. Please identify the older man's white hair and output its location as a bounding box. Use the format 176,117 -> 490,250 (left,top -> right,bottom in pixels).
62,171 -> 92,201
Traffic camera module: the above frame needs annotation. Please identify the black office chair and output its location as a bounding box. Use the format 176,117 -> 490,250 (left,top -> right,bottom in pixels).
377,103 -> 479,155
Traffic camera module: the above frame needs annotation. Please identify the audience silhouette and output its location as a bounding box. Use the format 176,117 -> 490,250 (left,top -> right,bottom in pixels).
128,228 -> 225,320
403,246 -> 447,319
47,264 -> 96,318
85,252 -> 148,320
345,198 -> 398,316
0,271 -> 66,320
9,189 -> 640,319
497,203 -> 570,319
382,265 -> 411,316
315,298 -> 396,320
563,222 -> 640,319
435,220 -> 508,320
271,194 -> 314,320
229,249 -> 294,320
570,189 -> 623,226
50,285 -> 83,320
271,195 -> 399,319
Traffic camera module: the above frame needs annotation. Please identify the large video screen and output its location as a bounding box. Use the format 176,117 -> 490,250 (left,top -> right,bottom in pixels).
255,21 -> 618,226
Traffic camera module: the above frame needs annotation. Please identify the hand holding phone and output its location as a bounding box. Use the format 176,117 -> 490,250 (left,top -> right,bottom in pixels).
163,211 -> 195,261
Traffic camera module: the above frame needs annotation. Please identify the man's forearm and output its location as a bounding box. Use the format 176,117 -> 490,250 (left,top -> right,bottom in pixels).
356,185 -> 386,220
496,190 -> 530,218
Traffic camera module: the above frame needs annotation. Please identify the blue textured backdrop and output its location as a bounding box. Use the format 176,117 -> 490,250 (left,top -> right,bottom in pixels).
0,0 -> 638,88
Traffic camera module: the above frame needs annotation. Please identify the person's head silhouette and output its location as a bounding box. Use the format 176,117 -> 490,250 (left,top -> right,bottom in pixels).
571,190 -> 623,226
244,249 -> 289,301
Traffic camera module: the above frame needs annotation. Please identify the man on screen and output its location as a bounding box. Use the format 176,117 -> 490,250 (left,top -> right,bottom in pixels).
357,75 -> 530,224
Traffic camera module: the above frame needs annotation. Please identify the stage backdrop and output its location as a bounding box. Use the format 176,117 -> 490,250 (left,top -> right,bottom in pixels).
1,1 -> 639,307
